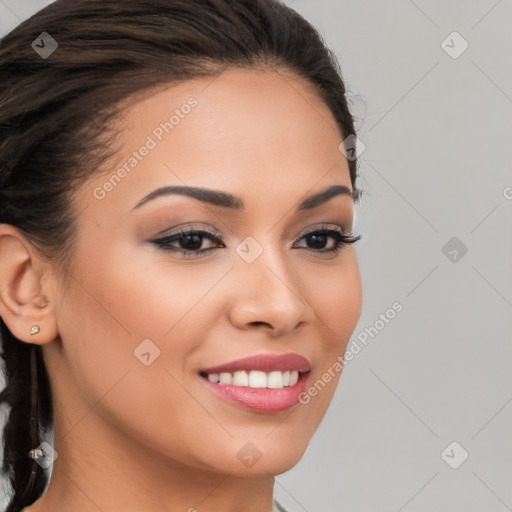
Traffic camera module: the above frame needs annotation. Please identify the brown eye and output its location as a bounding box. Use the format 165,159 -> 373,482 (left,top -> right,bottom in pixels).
152,229 -> 223,256
294,228 -> 362,254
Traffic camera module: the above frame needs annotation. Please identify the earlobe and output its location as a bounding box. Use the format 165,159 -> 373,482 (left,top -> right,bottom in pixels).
0,224 -> 58,345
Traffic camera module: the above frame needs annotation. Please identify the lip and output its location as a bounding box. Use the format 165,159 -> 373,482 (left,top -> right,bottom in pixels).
201,371 -> 310,413
198,353 -> 311,374
199,353 -> 311,413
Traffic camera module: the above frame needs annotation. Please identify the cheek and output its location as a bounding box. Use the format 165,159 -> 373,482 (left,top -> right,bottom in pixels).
55,249 -> 220,465
304,253 -> 362,348
64,241 -> 234,409
74,238 -> 216,344
298,255 -> 362,409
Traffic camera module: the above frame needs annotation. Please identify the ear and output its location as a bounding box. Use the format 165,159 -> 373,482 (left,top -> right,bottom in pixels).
0,224 -> 58,345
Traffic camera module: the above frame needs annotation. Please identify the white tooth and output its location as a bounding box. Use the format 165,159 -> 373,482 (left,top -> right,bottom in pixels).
248,370 -> 267,388
232,371 -> 249,386
289,370 -> 299,386
219,372 -> 233,385
268,371 -> 284,388
208,373 -> 220,383
282,370 -> 290,387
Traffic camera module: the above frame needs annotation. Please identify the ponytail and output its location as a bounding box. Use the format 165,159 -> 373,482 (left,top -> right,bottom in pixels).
0,320 -> 53,510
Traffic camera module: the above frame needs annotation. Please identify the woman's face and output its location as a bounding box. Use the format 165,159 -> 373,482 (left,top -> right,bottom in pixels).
46,67 -> 362,477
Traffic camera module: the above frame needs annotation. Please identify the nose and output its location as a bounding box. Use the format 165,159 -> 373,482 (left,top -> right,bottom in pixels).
227,247 -> 314,336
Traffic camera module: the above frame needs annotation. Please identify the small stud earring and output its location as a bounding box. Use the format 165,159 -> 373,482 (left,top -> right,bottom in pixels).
30,325 -> 40,336
28,448 -> 44,460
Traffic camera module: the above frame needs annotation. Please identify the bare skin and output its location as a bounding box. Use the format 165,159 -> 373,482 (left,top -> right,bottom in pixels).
0,67 -> 362,512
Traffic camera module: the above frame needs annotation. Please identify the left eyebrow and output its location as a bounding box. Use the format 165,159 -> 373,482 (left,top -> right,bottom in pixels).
131,184 -> 355,212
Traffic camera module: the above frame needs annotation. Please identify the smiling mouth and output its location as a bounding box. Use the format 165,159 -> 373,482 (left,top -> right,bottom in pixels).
199,369 -> 306,389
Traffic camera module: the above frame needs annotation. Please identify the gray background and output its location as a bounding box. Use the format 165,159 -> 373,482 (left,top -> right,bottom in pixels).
1,1 -> 511,511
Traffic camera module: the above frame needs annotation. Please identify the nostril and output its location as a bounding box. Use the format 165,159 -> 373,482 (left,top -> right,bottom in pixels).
251,321 -> 271,328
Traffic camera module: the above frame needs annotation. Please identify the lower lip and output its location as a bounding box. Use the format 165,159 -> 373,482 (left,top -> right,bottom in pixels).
201,372 -> 309,413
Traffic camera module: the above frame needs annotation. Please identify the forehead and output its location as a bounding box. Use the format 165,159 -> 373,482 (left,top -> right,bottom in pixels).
78,67 -> 351,217
116,66 -> 342,150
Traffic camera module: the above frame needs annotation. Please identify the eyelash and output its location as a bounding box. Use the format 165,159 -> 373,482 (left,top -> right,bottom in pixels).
151,225 -> 362,257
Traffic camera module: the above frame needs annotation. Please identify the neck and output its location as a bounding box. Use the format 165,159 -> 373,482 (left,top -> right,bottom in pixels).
25,411 -> 276,512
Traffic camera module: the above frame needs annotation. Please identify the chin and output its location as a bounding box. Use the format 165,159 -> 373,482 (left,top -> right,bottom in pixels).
264,452 -> 307,476
213,439 -> 310,477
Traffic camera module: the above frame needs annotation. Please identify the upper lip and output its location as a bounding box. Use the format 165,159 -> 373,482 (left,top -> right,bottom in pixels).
199,353 -> 311,374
